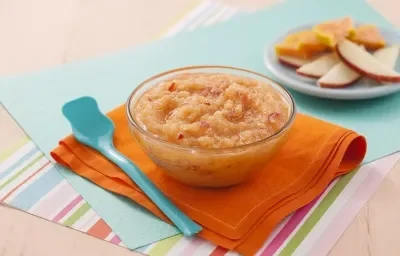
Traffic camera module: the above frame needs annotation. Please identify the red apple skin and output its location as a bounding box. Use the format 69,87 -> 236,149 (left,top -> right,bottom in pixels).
296,69 -> 321,79
335,44 -> 400,83
278,57 -> 303,69
317,77 -> 361,88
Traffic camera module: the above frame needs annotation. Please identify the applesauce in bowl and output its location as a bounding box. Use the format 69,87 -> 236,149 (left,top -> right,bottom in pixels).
126,66 -> 296,188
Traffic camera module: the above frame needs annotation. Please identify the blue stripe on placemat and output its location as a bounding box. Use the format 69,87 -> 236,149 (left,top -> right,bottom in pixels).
8,166 -> 64,211
0,147 -> 39,180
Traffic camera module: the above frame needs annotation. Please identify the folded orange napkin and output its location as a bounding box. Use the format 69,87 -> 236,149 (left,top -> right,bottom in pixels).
51,104 -> 366,256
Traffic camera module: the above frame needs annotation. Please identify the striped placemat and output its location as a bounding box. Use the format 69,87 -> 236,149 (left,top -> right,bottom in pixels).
1,1 -> 399,255
0,137 -> 124,245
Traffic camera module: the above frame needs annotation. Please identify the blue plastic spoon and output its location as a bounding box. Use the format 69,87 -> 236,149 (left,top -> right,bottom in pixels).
62,96 -> 202,236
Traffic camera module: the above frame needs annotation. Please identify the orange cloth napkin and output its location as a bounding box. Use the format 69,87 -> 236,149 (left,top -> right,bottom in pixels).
51,104 -> 366,256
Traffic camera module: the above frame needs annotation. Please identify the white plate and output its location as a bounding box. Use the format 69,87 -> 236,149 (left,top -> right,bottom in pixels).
264,23 -> 400,100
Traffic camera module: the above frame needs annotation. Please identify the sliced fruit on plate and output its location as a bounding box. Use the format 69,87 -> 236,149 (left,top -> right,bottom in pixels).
284,30 -> 328,52
317,45 -> 365,88
336,39 -> 400,82
318,44 -> 400,87
349,24 -> 385,50
275,43 -> 316,59
278,55 -> 312,68
296,53 -> 339,78
373,45 -> 399,68
372,45 -> 400,85
313,17 -> 355,48
275,30 -> 328,59
317,62 -> 360,88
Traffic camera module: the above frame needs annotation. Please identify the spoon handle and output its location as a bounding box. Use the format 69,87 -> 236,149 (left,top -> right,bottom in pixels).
102,147 -> 202,236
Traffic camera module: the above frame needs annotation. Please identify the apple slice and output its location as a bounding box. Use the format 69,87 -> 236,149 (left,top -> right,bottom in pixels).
317,62 -> 360,88
278,55 -> 312,68
296,53 -> 339,78
318,45 -> 400,88
371,45 -> 400,85
336,39 -> 400,82
373,45 -> 400,69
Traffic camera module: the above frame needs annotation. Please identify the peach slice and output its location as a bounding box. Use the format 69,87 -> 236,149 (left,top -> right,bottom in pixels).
336,39 -> 400,82
296,53 -> 339,78
284,30 -> 328,52
313,17 -> 355,48
275,43 -> 317,59
349,25 -> 385,50
275,30 -> 329,59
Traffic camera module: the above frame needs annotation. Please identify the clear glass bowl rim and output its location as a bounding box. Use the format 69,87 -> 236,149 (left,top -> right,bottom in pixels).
125,65 -> 297,153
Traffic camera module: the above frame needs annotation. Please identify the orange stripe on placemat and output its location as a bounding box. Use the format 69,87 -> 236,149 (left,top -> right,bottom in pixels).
1,161 -> 50,201
86,219 -> 113,239
210,246 -> 228,256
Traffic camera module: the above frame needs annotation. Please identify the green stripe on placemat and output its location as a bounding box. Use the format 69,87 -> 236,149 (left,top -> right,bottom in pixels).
63,202 -> 91,226
0,154 -> 44,190
0,136 -> 30,163
148,235 -> 183,255
279,169 -> 358,256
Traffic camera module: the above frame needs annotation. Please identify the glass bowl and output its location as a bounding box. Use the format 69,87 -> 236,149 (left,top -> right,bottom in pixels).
126,66 -> 296,188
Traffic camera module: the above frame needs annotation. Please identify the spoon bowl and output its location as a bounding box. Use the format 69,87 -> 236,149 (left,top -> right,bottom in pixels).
62,97 -> 114,148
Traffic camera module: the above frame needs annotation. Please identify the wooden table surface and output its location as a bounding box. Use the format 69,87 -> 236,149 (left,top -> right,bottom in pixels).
1,0 -> 400,255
